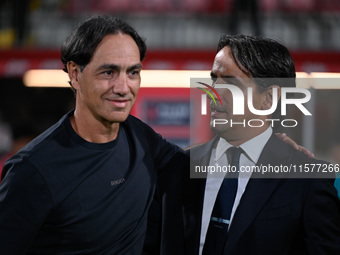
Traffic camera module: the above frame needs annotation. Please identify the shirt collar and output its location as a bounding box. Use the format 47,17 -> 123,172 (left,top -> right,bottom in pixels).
215,127 -> 273,164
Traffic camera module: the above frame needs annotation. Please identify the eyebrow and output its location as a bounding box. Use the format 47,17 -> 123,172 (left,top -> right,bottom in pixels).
210,71 -> 236,79
210,71 -> 245,87
97,63 -> 142,72
128,63 -> 143,71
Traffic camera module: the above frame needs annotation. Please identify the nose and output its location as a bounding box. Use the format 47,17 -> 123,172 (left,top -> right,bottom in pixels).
113,73 -> 129,95
209,95 -> 221,108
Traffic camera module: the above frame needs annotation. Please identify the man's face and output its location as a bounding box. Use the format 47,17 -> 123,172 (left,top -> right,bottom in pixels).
70,33 -> 142,124
209,46 -> 268,144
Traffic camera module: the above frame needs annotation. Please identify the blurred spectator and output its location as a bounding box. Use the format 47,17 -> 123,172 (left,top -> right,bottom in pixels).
0,125 -> 37,183
229,0 -> 261,35
0,0 -> 31,47
330,106 -> 340,198
331,144 -> 340,198
0,120 -> 12,155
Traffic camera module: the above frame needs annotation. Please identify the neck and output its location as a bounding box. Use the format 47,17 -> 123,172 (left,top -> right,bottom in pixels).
219,125 -> 270,147
70,110 -> 120,143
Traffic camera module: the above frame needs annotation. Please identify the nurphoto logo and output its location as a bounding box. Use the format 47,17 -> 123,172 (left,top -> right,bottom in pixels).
196,81 -> 312,128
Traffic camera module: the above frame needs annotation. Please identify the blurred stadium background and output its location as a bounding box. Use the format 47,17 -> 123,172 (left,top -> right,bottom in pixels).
0,0 -> 340,175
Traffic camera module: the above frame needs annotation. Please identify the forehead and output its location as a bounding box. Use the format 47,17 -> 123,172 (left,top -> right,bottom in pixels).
90,33 -> 140,64
212,46 -> 248,78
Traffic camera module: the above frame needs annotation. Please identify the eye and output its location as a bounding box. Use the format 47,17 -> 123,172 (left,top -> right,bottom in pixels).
100,69 -> 119,79
131,70 -> 139,75
222,78 -> 231,84
129,69 -> 141,78
103,70 -> 113,76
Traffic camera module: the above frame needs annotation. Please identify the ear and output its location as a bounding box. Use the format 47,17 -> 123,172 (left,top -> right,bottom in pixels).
66,61 -> 81,90
262,85 -> 281,110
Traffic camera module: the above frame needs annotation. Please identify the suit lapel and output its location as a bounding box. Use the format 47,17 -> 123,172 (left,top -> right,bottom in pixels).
189,138 -> 217,166
224,134 -> 292,254
182,138 -> 217,254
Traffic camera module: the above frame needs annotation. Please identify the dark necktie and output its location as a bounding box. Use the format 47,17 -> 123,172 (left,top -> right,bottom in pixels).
203,146 -> 242,255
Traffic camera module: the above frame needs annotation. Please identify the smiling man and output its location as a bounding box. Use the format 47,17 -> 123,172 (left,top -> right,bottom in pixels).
66,33 -> 142,141
0,16 -> 184,255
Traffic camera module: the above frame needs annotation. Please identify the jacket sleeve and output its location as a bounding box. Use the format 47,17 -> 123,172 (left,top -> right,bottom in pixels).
129,115 -> 186,172
143,184 -> 162,255
143,151 -> 190,255
304,177 -> 340,255
0,159 -> 53,254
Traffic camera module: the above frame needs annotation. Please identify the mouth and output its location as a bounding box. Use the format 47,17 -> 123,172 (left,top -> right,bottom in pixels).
106,98 -> 131,108
210,107 -> 226,117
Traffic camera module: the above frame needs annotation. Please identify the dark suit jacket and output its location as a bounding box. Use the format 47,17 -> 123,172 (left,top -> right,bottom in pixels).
143,134 -> 340,255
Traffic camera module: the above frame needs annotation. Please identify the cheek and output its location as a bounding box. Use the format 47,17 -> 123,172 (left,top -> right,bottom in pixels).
78,82 -> 106,105
82,84 -> 99,100
220,93 -> 233,109
130,81 -> 140,96
247,92 -> 264,108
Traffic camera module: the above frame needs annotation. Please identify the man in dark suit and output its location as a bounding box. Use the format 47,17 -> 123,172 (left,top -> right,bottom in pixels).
144,35 -> 340,255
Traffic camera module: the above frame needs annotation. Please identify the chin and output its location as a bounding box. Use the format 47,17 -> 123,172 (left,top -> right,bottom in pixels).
114,115 -> 129,123
107,111 -> 130,123
210,122 -> 229,136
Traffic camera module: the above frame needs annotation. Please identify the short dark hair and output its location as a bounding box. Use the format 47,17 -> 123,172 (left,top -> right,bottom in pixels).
61,15 -> 147,73
217,34 -> 296,121
217,34 -> 295,81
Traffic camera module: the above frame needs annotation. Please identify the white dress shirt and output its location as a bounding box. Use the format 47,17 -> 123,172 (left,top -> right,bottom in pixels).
199,127 -> 273,255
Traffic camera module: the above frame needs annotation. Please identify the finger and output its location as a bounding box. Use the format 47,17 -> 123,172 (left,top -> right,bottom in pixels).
275,132 -> 287,139
282,136 -> 299,150
298,146 -> 315,158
